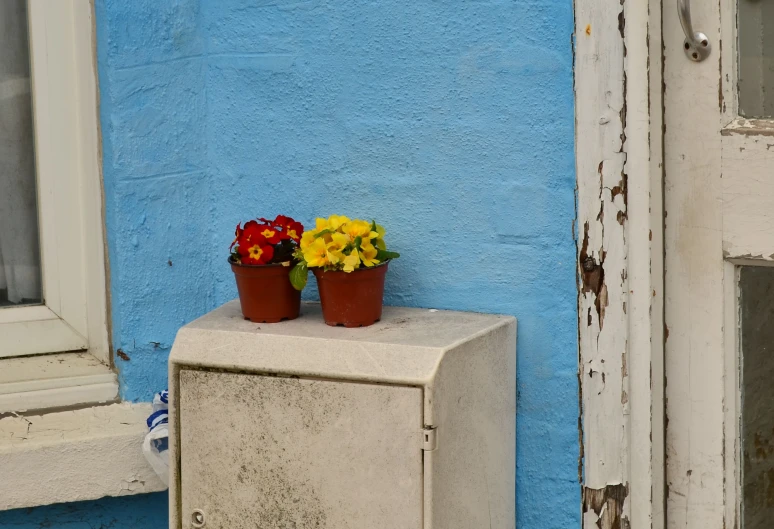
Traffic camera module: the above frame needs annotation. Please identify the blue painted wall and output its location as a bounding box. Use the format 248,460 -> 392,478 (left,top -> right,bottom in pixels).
1,0 -> 577,527
0,492 -> 168,529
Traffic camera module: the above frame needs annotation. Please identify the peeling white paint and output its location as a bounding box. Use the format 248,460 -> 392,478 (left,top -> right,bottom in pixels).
575,0 -> 629,506
575,0 -> 665,525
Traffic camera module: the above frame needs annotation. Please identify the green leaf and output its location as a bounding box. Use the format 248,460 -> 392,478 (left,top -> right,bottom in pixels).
353,235 -> 362,249
314,229 -> 333,239
375,238 -> 386,250
376,249 -> 400,261
289,262 -> 308,291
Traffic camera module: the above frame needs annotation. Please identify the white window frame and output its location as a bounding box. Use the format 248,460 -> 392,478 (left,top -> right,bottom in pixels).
0,0 -> 115,413
0,1 -> 108,361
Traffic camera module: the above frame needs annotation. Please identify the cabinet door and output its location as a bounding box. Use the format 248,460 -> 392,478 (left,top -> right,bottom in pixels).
179,370 -> 423,529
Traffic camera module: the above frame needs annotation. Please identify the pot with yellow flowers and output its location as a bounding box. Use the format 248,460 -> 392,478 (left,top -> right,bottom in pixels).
289,215 -> 400,327
229,215 -> 305,323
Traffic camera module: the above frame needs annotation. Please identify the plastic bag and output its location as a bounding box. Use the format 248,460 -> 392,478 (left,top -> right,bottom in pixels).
142,390 -> 170,487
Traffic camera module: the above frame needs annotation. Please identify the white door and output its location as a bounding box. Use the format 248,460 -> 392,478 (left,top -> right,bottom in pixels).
664,1 -> 774,528
178,370 -> 423,529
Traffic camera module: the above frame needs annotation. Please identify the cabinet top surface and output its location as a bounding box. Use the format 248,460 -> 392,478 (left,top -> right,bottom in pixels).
170,302 -> 515,384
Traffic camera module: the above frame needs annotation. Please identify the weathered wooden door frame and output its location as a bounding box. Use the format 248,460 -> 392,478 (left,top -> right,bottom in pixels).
575,0 -> 666,527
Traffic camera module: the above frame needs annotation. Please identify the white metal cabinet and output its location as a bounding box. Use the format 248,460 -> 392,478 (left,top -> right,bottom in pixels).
169,302 -> 516,529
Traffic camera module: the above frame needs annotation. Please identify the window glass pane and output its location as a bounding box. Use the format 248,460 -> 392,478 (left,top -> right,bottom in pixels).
739,0 -> 774,118
741,266 -> 774,528
0,0 -> 41,307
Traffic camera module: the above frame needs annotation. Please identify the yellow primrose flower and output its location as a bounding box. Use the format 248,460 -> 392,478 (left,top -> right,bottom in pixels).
342,219 -> 378,241
311,218 -> 334,243
300,230 -> 316,251
295,216 -> 397,278
325,233 -> 349,265
328,232 -> 349,249
342,251 -> 361,272
326,247 -> 344,265
327,214 -> 350,231
359,242 -> 380,267
303,238 -> 329,268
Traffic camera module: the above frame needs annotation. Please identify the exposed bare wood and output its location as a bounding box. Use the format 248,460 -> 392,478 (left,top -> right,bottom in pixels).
721,117 -> 774,136
583,484 -> 631,529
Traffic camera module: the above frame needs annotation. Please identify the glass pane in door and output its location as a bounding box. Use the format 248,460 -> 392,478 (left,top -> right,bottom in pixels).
739,0 -> 774,117
0,0 -> 41,307
741,266 -> 774,528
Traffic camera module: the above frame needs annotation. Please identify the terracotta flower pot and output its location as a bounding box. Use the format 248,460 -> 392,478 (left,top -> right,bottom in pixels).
230,259 -> 301,323
313,261 -> 389,327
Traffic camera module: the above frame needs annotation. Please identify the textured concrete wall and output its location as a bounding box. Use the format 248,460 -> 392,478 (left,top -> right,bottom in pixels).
1,0 -> 577,527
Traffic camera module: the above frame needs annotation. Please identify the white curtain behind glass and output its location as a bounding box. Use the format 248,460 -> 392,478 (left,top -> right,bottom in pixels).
0,0 -> 41,305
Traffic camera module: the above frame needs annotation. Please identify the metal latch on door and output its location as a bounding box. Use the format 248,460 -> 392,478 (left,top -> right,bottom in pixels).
422,426 -> 438,451
678,0 -> 711,62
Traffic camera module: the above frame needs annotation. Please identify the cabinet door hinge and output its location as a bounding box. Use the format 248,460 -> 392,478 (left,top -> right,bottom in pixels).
422,426 -> 438,451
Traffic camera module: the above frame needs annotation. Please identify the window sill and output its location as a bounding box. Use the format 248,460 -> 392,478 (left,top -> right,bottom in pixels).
0,352 -> 118,414
0,402 -> 167,510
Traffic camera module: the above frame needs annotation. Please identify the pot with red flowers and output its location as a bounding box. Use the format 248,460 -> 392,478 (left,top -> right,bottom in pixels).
289,215 -> 400,328
229,215 -> 305,323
